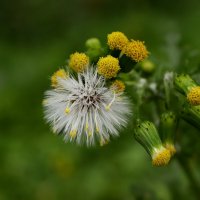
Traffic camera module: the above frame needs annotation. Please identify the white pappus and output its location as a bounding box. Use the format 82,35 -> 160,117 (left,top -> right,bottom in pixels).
43,68 -> 132,146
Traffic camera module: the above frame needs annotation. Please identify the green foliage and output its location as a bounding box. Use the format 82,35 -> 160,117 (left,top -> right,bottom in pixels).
1,0 -> 200,199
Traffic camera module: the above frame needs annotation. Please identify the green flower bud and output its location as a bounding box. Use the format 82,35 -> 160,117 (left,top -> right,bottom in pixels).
140,59 -> 155,73
181,103 -> 200,129
86,48 -> 104,63
174,74 -> 200,106
85,38 -> 104,63
160,111 -> 177,156
134,121 -> 171,166
85,38 -> 101,50
174,74 -> 197,95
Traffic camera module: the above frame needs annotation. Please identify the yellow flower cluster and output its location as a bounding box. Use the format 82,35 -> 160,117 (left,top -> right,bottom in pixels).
97,55 -> 120,79
51,69 -> 68,88
187,86 -> 200,106
107,32 -> 149,63
164,143 -> 176,156
107,31 -> 129,50
123,40 -> 149,62
111,80 -> 125,93
69,52 -> 89,72
152,148 -> 171,167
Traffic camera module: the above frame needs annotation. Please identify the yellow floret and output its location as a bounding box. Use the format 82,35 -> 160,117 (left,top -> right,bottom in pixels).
100,138 -> 109,146
123,40 -> 149,62
107,31 -> 129,50
65,107 -> 70,114
69,52 -> 89,72
111,80 -> 125,93
187,86 -> 200,106
69,130 -> 77,138
97,55 -> 120,79
87,130 -> 92,137
51,69 -> 68,88
164,143 -> 176,156
152,147 -> 171,166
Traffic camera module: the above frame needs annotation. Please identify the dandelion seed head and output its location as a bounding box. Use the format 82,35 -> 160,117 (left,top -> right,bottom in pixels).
43,68 -> 131,146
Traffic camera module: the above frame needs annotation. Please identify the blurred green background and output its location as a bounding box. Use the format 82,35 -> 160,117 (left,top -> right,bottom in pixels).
1,0 -> 200,199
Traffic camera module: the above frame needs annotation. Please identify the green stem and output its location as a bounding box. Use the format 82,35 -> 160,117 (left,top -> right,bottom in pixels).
133,103 -> 141,126
176,155 -> 200,199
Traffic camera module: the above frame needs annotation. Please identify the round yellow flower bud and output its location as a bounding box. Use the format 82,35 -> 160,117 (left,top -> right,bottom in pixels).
107,31 -> 129,50
123,40 -> 149,62
111,80 -> 125,93
187,86 -> 200,106
97,55 -> 120,79
69,52 -> 89,72
51,69 -> 68,88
